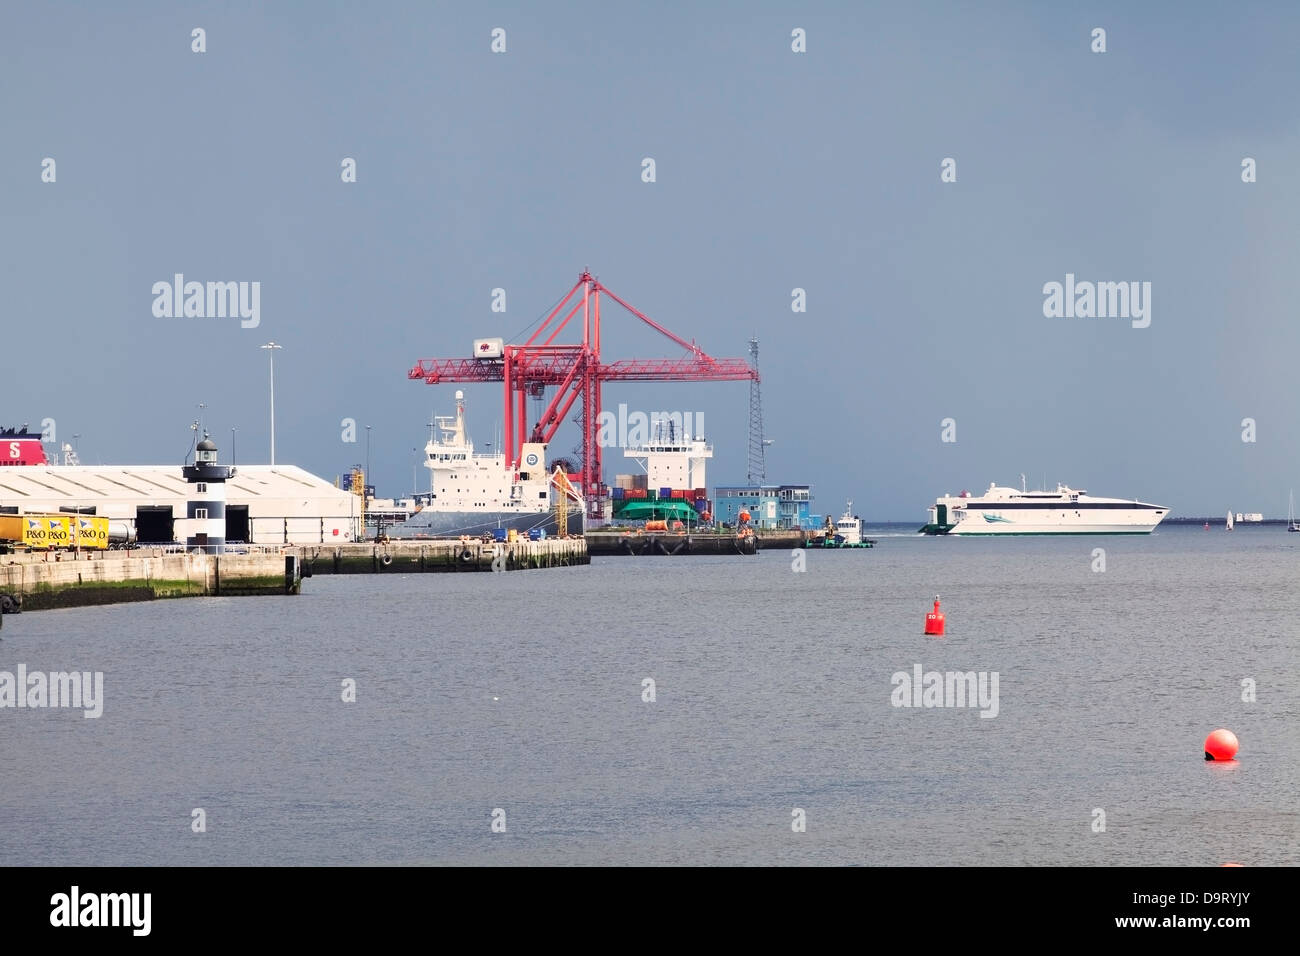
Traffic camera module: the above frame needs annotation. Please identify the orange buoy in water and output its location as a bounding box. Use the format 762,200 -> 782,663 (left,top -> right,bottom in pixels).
924,596 -> 945,635
1204,728 -> 1239,761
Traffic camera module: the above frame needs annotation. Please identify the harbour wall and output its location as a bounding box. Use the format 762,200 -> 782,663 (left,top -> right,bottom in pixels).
296,538 -> 589,573
585,529 -> 804,556
0,549 -> 299,612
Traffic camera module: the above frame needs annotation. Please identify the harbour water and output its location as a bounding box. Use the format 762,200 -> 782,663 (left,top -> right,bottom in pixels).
2,525 -> 1296,865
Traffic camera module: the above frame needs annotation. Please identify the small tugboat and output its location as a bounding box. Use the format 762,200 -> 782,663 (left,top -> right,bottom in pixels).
805,501 -> 875,549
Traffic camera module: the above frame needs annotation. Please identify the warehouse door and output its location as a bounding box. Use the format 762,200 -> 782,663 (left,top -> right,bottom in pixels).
225,505 -> 249,543
135,506 -> 174,543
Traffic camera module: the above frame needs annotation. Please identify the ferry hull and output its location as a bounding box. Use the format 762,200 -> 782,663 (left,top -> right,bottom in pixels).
947,512 -> 1166,535
948,527 -> 1159,535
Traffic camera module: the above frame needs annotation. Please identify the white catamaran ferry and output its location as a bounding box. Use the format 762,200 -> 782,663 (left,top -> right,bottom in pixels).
921,479 -> 1169,535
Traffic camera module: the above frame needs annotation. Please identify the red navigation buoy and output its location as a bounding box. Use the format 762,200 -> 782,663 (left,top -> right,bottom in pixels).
924,596 -> 945,635
1204,728 -> 1239,761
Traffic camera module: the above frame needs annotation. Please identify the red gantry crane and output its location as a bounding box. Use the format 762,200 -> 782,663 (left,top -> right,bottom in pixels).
408,271 -> 758,516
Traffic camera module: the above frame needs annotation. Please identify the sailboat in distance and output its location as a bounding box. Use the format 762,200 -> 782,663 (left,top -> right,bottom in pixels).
1226,510 -> 1234,531
1288,491 -> 1299,532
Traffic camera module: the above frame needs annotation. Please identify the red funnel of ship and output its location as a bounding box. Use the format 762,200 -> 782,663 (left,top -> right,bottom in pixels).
2,426 -> 49,465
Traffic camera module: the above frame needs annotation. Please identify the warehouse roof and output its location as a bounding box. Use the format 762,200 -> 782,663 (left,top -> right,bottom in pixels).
0,465 -> 352,504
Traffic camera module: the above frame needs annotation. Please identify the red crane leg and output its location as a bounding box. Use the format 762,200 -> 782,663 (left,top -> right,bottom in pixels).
516,380 -> 527,461
531,356 -> 584,441
523,277 -> 584,348
503,347 -> 513,466
541,378 -> 583,444
542,299 -> 586,348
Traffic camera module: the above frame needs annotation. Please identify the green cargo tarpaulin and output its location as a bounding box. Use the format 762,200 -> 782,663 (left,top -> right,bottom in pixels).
612,500 -> 700,521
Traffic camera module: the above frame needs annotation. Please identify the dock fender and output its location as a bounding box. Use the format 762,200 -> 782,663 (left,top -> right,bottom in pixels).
459,547 -> 474,562
380,553 -> 393,567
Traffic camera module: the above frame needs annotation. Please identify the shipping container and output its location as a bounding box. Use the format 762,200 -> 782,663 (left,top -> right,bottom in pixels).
473,337 -> 505,360
0,514 -> 70,549
632,474 -> 648,489
659,488 -> 672,498
528,528 -> 544,541
492,528 -> 507,542
612,488 -> 625,499
74,515 -> 110,549
507,528 -> 519,542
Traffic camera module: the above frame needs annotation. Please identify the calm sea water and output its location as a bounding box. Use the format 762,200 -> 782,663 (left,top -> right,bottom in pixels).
2,525 -> 1297,866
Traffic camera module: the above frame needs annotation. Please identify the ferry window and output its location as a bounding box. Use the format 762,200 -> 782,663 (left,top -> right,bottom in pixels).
195,508 -> 208,519
196,482 -> 207,493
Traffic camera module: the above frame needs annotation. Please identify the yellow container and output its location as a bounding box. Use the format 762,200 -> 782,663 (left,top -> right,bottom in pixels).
73,515 -> 110,549
507,528 -> 519,542
0,515 -> 29,545
0,513 -> 70,548
40,514 -> 71,547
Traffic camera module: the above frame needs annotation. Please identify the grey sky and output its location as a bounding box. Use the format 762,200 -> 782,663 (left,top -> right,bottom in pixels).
4,2 -> 1298,518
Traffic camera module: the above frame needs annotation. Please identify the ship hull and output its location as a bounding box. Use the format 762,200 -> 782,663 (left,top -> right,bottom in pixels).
947,509 -> 1166,535
389,509 -> 583,539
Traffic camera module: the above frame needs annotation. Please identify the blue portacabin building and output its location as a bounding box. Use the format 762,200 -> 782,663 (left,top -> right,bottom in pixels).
713,484 -> 813,529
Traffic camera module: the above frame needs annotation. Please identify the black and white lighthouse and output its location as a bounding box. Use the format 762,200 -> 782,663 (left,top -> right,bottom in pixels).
183,433 -> 234,553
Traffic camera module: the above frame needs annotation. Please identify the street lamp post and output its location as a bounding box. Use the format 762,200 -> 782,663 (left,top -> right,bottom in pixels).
365,425 -> 372,496
260,342 -> 282,465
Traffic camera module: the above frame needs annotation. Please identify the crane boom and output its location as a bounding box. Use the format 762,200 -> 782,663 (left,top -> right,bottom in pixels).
410,271 -> 757,514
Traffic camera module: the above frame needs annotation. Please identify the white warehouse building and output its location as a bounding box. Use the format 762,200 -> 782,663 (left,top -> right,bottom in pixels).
0,464 -> 361,545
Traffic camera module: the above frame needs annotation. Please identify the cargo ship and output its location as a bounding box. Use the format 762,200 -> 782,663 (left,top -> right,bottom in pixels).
609,420 -> 713,526
390,391 -> 584,538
